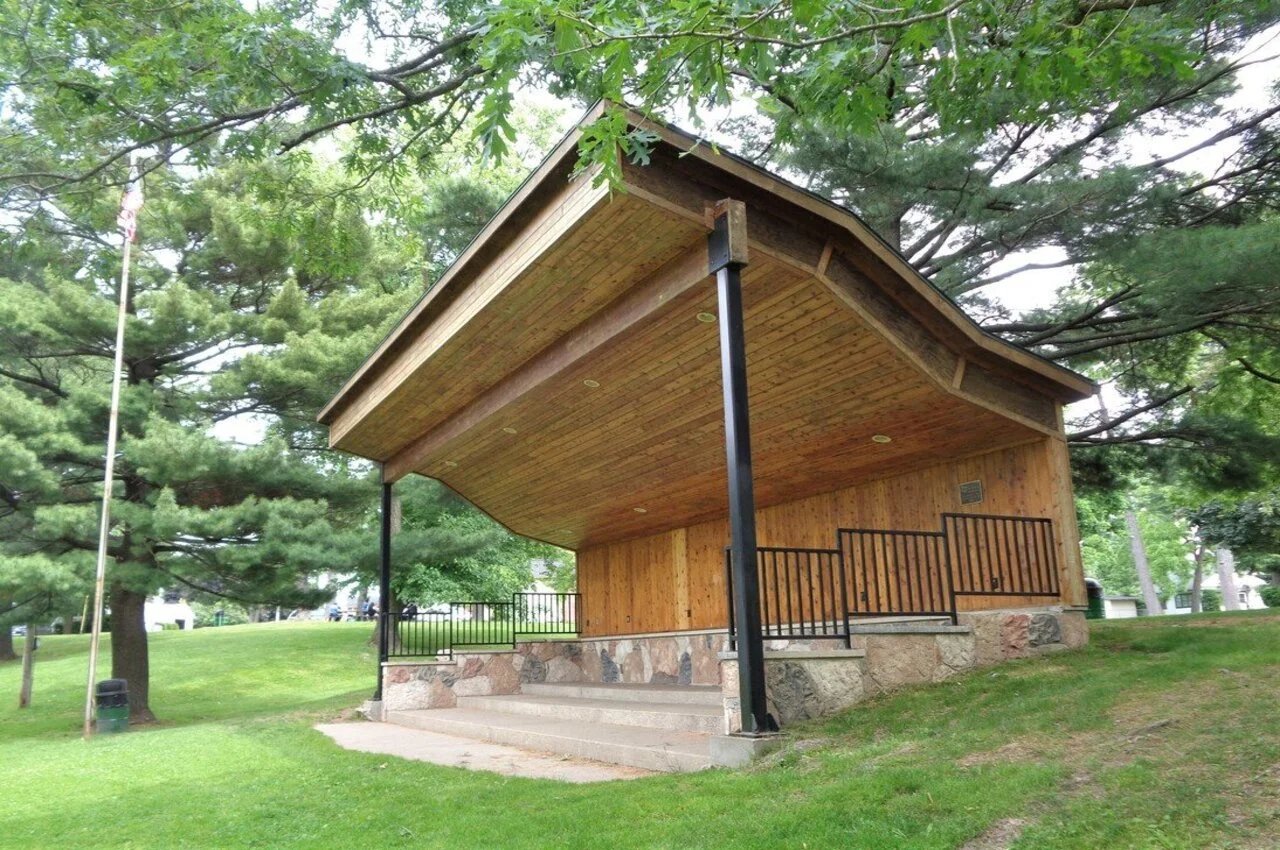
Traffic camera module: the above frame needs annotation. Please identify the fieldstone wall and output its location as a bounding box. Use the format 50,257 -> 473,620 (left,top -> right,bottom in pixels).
382,632 -> 733,711
958,607 -> 1088,666
382,609 -> 1089,721
854,630 -> 977,694
381,651 -> 521,711
721,653 -> 869,732
720,608 -> 1089,732
513,632 -> 727,686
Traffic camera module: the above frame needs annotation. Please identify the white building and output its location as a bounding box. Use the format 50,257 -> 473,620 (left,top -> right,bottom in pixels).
144,590 -> 196,631
1103,596 -> 1140,619
1165,571 -> 1272,614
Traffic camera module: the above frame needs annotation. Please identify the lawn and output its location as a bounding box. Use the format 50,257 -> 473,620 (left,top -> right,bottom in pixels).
1,613 -> 1278,849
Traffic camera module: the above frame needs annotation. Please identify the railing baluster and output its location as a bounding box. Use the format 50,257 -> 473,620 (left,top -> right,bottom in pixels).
806,553 -> 817,636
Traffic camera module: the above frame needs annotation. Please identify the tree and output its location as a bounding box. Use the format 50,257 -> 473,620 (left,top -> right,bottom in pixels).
1125,508 -> 1164,616
1,1 -> 1271,197
0,551 -> 89,706
1077,482 -> 1196,606
0,158 -> 420,720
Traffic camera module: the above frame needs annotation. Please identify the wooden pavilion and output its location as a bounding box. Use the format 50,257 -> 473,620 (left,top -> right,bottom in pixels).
318,103 -> 1095,738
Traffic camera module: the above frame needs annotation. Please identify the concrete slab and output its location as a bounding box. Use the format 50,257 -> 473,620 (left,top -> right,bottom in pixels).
709,733 -> 784,768
315,722 -> 654,783
386,707 -> 715,772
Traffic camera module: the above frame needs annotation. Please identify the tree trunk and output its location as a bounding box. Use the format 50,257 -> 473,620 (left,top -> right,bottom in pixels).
1217,547 -> 1241,611
1190,545 -> 1205,614
0,629 -> 15,663
1126,509 -> 1164,615
18,624 -> 35,708
109,583 -> 155,722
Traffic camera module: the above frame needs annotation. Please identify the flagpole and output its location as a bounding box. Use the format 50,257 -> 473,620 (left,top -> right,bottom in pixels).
83,159 -> 140,741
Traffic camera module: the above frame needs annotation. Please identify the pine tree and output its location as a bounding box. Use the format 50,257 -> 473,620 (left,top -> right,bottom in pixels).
0,158 -> 417,720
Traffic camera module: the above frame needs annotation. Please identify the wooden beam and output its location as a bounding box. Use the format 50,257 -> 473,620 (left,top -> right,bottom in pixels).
383,240 -> 713,482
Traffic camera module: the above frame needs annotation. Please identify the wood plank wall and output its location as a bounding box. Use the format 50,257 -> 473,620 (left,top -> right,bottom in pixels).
576,436 -> 1085,636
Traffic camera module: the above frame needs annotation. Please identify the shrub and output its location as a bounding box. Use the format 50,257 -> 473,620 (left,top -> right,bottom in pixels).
1201,589 -> 1222,612
1259,585 -> 1280,608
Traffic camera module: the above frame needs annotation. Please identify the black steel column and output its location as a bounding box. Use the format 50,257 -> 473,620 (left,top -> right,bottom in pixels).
710,202 -> 773,735
373,465 -> 392,701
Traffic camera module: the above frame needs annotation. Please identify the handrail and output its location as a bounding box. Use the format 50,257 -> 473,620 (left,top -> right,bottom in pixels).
726,546 -> 850,650
384,591 -> 580,659
727,513 -> 1061,641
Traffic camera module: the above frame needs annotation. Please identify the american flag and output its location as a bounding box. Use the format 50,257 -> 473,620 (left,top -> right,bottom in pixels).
116,161 -> 143,242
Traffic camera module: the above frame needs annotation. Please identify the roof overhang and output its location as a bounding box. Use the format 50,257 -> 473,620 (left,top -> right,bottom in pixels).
317,105 -> 1095,550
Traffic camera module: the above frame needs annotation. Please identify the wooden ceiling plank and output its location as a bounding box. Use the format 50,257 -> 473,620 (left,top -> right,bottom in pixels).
384,237 -> 716,481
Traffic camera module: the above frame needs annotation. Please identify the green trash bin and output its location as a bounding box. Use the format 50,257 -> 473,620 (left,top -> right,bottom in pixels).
96,679 -> 129,734
1085,578 -> 1105,620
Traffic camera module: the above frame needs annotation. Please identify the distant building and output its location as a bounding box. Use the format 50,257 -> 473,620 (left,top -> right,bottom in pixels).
1103,596 -> 1140,619
144,590 -> 195,631
1165,571 -> 1272,614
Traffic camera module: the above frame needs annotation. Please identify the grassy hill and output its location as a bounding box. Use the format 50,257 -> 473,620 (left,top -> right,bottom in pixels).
1,613 -> 1277,849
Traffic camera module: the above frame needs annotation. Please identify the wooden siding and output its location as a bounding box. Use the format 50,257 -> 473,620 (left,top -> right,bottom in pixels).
577,437 -> 1086,636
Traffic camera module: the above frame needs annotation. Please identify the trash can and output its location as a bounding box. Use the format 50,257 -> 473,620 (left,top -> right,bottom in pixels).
95,679 -> 129,734
1085,578 -> 1105,620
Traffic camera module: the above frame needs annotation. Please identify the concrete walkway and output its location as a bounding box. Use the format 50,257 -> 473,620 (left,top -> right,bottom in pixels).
315,722 -> 654,783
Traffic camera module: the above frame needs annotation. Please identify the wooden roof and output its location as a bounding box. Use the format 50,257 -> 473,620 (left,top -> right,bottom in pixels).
318,104 -> 1094,550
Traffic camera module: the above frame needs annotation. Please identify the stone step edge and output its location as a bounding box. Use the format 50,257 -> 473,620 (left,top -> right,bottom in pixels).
456,695 -> 723,734
520,682 -> 723,705
717,648 -> 867,661
461,693 -> 722,715
850,624 -> 973,635
385,710 -> 712,773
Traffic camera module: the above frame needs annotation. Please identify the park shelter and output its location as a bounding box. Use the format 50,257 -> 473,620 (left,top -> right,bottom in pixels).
318,103 -> 1095,759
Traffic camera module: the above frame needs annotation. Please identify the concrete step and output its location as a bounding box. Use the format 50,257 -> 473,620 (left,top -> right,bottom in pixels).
521,682 -> 722,707
458,693 -> 723,734
386,707 -> 713,773
850,620 -> 970,635
847,615 -> 953,629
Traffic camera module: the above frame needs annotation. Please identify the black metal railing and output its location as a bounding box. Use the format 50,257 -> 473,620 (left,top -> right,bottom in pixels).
726,546 -> 851,649
943,513 -> 1060,597
839,528 -> 955,619
383,591 -> 580,659
725,514 -> 1062,639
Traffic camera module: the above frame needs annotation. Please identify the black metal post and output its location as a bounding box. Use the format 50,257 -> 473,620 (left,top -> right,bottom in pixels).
710,202 -> 773,736
373,466 -> 392,701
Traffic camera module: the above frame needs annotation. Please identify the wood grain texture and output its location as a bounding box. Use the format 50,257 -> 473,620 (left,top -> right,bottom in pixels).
577,438 -> 1084,636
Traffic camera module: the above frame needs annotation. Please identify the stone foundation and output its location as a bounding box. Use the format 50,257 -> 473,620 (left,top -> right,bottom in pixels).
514,631 -> 728,686
382,631 -> 731,710
957,607 -> 1088,665
382,608 -> 1090,732
381,651 -> 523,711
720,606 -> 1088,733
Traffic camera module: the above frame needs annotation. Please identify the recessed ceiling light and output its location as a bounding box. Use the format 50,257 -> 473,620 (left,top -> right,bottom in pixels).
696,312 -> 717,323
583,379 -> 600,388
872,434 -> 892,444
633,507 -> 647,514
502,426 -> 517,435
443,460 -> 458,468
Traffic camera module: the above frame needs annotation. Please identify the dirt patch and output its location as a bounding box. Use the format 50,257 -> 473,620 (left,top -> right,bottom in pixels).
957,739 -> 1048,768
959,818 -> 1026,850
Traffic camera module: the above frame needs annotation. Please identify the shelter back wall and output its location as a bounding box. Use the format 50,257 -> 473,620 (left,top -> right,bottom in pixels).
576,436 -> 1084,637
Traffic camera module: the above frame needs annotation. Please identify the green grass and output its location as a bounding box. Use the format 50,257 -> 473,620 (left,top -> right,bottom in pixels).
2,613 -> 1278,849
